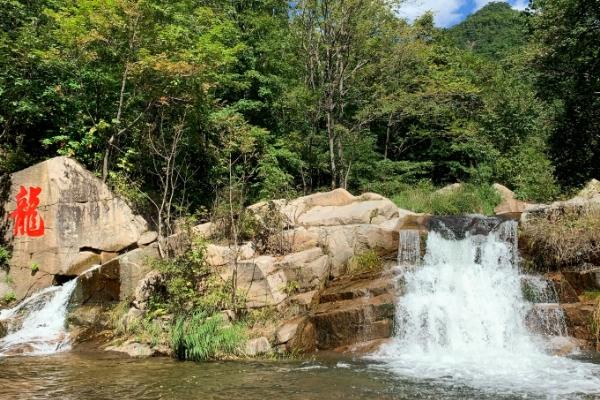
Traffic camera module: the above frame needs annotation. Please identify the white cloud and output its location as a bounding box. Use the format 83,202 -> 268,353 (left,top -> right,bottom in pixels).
396,0 -> 466,27
511,0 -> 529,11
397,0 -> 529,28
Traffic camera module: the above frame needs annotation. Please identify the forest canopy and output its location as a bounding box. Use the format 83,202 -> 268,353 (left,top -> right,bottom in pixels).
0,0 -> 598,232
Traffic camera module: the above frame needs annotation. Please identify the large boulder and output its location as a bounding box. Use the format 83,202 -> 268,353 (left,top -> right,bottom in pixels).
3,157 -> 149,299
297,199 -> 399,226
522,179 -> 600,223
493,183 -> 531,216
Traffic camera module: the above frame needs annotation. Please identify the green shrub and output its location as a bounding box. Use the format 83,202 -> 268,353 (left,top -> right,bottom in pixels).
30,262 -> 39,273
0,246 -> 10,268
346,250 -> 383,275
108,301 -> 170,347
392,181 -> 500,215
171,312 -> 245,361
2,291 -> 16,304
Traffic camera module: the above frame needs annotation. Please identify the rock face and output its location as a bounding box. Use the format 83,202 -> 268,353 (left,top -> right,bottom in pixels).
493,183 -> 530,216
204,188 -> 406,311
310,271 -> 398,350
2,157 -> 149,299
521,179 -> 600,224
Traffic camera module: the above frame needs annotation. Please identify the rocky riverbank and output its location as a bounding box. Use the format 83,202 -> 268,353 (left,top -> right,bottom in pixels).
2,156 -> 600,358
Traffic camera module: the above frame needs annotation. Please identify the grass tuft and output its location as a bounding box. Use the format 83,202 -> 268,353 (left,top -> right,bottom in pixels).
392,181 -> 500,215
171,312 -> 245,361
521,207 -> 600,271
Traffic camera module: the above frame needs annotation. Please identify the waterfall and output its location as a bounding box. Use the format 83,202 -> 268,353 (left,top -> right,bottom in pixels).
373,218 -> 600,396
398,229 -> 420,265
0,266 -> 99,356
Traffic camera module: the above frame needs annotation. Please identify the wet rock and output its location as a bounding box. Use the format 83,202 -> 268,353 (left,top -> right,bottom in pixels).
561,302 -> 596,343
71,264 -> 120,306
545,272 -> 579,303
546,336 -> 582,356
244,337 -> 272,356
105,341 -> 157,357
274,316 -> 316,353
333,338 -> 392,354
312,293 -> 395,350
561,268 -> 600,295
0,320 -> 7,338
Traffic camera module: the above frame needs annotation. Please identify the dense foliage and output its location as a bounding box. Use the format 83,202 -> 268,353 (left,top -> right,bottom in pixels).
447,2 -> 528,60
0,1 -> 596,234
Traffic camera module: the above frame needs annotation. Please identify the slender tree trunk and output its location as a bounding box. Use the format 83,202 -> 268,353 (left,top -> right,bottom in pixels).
384,112 -> 393,160
327,101 -> 337,189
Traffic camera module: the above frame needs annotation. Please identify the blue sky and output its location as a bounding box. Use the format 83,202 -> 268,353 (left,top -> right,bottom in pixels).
397,0 -> 529,27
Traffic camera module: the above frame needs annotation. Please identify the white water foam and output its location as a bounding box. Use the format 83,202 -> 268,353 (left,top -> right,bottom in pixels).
372,221 -> 600,397
0,279 -> 78,356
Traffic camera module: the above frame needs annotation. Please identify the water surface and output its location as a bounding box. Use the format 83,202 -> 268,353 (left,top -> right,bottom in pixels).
2,352 -> 600,400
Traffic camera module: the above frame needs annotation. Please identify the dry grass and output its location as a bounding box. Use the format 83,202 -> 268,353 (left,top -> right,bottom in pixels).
346,250 -> 384,275
521,207 -> 600,271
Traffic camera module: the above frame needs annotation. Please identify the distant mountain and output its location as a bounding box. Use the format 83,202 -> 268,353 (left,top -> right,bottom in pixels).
447,2 -> 529,59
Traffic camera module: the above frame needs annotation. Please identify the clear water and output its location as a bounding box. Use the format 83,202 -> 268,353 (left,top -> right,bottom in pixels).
372,222 -> 600,398
2,353 -> 600,400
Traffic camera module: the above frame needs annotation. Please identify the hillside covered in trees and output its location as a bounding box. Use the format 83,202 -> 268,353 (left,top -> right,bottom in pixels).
1,0 -> 598,233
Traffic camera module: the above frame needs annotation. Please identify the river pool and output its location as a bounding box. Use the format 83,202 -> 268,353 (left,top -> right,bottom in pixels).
2,352 -> 600,400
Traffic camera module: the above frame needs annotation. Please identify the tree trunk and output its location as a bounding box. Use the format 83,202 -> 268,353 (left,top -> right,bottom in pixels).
384,112 -> 393,160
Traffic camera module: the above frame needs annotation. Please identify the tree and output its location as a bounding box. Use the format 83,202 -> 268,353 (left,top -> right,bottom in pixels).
447,2 -> 529,60
291,0 -> 399,189
531,0 -> 600,187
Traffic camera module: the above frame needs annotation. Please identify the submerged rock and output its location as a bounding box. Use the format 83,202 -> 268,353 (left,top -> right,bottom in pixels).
244,337 -> 272,356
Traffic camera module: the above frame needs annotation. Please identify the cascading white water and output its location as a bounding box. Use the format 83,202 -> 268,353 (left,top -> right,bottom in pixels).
0,278 -> 78,356
373,219 -> 600,396
398,229 -> 420,265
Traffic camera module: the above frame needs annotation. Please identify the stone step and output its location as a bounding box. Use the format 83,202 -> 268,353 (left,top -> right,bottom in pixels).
311,293 -> 395,350
319,275 -> 396,303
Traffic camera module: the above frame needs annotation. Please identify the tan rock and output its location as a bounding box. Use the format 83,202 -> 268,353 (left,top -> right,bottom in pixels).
206,243 -> 255,267
244,337 -> 271,356
310,224 -> 398,277
298,199 -> 398,226
116,243 -> 160,300
192,222 -> 215,239
64,251 -> 102,276
492,183 -> 530,215
279,227 -> 319,252
137,231 -> 158,246
105,341 -> 155,357
4,157 -> 148,299
435,182 -> 462,194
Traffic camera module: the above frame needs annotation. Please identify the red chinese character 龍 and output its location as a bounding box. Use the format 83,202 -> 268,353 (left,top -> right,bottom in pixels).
9,186 -> 45,237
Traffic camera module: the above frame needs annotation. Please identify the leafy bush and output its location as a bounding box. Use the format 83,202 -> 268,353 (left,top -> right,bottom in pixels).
1,292 -> 16,305
346,250 -> 383,275
392,181 -> 500,215
0,246 -> 10,269
171,312 -> 245,361
521,207 -> 600,271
